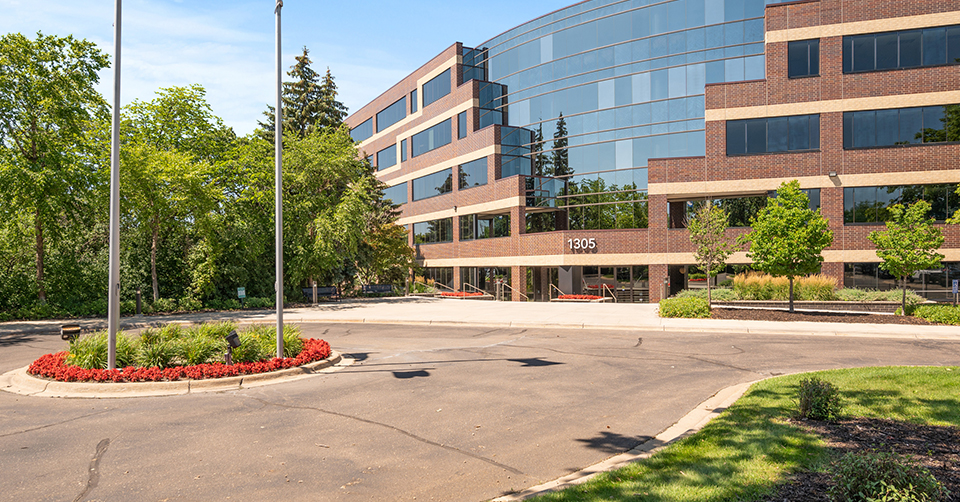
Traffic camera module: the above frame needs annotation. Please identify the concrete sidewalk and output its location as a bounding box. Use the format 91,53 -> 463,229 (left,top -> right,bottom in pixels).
1,296 -> 958,340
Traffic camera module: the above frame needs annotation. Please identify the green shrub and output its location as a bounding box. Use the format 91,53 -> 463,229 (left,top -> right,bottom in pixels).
120,300 -> 136,315
835,288 -> 924,306
796,376 -> 843,421
244,296 -> 273,309
178,297 -> 203,312
66,332 -> 109,369
675,288 -> 738,301
828,450 -> 948,502
179,334 -> 225,366
658,297 -> 710,318
152,298 -> 178,313
911,304 -> 960,325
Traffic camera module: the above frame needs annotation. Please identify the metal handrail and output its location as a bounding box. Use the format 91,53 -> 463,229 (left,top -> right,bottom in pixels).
498,281 -> 530,302
550,284 -> 564,300
601,283 -> 618,303
462,282 -> 487,298
411,280 -> 456,295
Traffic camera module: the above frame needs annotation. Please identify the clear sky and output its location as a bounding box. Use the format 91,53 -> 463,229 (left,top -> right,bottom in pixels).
0,0 -> 565,136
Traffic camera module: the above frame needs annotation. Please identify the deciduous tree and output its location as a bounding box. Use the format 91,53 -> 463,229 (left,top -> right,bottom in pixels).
0,32 -> 109,302
688,203 -> 733,306
738,180 -> 833,312
868,200 -> 944,315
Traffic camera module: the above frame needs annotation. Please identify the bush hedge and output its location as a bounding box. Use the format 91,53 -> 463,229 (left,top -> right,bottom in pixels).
911,304 -> 960,325
828,450 -> 948,502
658,297 -> 710,318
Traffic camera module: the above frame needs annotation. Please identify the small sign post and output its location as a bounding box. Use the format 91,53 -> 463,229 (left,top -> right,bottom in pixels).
952,279 -> 958,306
238,287 -> 246,308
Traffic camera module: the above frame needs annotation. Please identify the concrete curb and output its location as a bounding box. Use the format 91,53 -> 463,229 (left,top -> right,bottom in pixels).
0,351 -> 347,399
491,378 -> 762,501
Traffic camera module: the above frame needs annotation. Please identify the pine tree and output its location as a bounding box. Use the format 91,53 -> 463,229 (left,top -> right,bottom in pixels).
257,47 -> 347,140
551,114 -> 569,177
531,122 -> 549,177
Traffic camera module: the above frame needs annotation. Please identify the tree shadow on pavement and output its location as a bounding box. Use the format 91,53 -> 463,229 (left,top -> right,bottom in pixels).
576,431 -> 653,454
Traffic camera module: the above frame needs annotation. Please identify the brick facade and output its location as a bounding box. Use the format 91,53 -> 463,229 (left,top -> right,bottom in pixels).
345,0 -> 960,302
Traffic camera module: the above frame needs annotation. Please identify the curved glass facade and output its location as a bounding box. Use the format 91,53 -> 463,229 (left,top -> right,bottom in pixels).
475,0 -> 773,197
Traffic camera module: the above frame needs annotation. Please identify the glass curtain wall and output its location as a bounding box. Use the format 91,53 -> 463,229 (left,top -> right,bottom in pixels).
474,0 -> 775,212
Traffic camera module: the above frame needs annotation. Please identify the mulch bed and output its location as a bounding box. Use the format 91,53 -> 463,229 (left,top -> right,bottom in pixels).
765,417 -> 960,501
711,307 -> 936,325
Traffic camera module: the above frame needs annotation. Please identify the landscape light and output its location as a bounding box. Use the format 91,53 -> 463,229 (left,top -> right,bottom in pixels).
225,330 -> 241,365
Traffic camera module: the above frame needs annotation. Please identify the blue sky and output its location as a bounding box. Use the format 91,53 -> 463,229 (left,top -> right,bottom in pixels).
0,0 -> 564,135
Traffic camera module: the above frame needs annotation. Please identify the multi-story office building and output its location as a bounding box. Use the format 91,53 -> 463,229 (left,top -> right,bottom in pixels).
345,0 -> 960,303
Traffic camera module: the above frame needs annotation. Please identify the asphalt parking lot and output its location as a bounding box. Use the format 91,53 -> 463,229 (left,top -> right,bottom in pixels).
2,322 -> 959,501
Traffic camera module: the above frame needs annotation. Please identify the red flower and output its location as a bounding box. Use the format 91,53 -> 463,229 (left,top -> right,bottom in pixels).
26,338 -> 332,384
558,294 -> 604,300
440,292 -> 484,297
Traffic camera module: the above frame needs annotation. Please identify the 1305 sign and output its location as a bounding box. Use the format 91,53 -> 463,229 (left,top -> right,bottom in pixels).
568,237 -> 597,250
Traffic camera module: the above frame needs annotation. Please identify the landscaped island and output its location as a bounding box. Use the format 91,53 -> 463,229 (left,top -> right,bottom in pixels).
28,323 -> 331,383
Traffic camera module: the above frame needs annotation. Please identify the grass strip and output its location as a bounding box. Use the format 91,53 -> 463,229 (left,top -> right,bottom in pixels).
531,366 -> 959,502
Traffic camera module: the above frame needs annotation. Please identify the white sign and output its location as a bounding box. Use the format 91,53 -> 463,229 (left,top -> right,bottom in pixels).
568,237 -> 597,250
953,280 -> 958,295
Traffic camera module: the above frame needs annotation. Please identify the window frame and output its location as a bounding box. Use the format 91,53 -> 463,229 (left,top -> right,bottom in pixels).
788,39 -> 820,78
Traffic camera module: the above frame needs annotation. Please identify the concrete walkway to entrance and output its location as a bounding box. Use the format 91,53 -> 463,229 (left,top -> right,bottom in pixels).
2,296 -> 957,340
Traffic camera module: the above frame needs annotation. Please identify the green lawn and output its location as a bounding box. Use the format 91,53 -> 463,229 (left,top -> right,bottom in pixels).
531,366 -> 960,502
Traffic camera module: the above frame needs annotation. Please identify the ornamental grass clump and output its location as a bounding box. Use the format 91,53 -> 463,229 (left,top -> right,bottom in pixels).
796,376 -> 843,421
828,450 -> 949,502
733,272 -> 838,301
658,297 -> 710,318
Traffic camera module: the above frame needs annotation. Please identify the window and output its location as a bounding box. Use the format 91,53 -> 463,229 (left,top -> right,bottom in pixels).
726,115 -> 819,155
843,25 -> 960,73
376,97 -> 406,133
383,183 -> 407,205
401,139 -> 407,162
376,144 -> 397,171
458,157 -> 487,189
459,213 -> 509,240
788,39 -> 819,78
350,118 -> 373,142
843,183 -> 960,223
413,218 -> 453,244
843,105 -> 960,149
422,68 -> 451,108
412,168 -> 452,201
411,119 -> 452,157
410,89 -> 418,113
458,111 -> 468,139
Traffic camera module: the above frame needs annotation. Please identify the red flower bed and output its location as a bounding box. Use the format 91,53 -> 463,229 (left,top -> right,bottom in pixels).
27,338 -> 331,384
559,294 -> 604,300
440,292 -> 484,297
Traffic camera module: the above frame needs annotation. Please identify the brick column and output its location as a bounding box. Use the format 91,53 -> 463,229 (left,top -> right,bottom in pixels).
454,266 -> 462,292
649,263 -> 668,303
511,265 -> 524,301
821,262 -> 844,288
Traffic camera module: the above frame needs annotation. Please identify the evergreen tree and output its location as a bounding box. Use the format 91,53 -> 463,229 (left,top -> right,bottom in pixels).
258,47 -> 347,140
551,114 -> 569,177
531,122 -> 549,177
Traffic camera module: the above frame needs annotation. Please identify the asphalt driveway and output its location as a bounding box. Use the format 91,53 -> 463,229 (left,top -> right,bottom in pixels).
2,322 -> 959,501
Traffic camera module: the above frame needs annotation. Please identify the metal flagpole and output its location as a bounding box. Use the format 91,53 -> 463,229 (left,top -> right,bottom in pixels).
275,0 -> 285,359
108,0 -> 122,369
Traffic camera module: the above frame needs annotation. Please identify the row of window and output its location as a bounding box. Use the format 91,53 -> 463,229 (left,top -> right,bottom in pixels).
349,68 -> 453,143
726,104 -> 959,155
843,183 -> 960,224
726,115 -> 820,155
843,105 -> 959,149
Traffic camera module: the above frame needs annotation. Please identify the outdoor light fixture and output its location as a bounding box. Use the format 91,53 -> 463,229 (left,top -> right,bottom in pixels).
61,324 -> 81,341
225,330 -> 241,365
828,171 -> 838,177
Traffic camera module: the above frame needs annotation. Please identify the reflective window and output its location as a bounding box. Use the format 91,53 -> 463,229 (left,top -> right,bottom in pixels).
411,119 -> 452,157
412,168 -> 453,201
350,118 -> 373,142
376,144 -> 397,171
458,111 -> 468,139
460,213 -> 510,239
843,105 -> 960,149
458,157 -> 487,189
423,69 -> 451,108
410,89 -> 418,113
727,115 -> 820,155
401,138 -> 407,161
844,183 -> 960,223
383,183 -> 407,205
844,25 -> 960,73
376,97 -> 406,133
788,39 -> 819,78
413,218 -> 453,244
